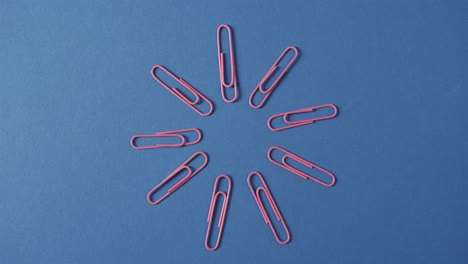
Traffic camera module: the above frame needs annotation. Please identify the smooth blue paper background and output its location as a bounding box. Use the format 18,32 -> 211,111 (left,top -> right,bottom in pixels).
1,0 -> 467,263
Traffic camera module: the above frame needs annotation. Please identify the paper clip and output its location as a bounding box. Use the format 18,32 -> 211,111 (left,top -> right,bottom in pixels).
130,128 -> 202,150
147,151 -> 209,205
151,65 -> 214,116
217,24 -> 238,103
249,46 -> 299,109
247,172 -> 291,245
205,174 -> 232,251
268,104 -> 338,132
268,146 -> 336,187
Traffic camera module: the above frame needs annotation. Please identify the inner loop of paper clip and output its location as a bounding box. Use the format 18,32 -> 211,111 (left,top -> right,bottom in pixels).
172,83 -> 201,105
205,192 -> 228,250
258,46 -> 299,94
268,104 -> 338,132
217,25 -> 235,87
282,155 -> 335,187
147,152 -> 209,205
247,172 -> 291,245
249,46 -> 299,109
154,68 -> 200,104
130,128 -> 202,150
267,146 -> 336,187
283,104 -> 338,124
151,65 -> 214,116
256,187 -> 291,245
147,166 -> 193,204
130,134 -> 185,149
217,24 -> 238,103
205,174 -> 231,251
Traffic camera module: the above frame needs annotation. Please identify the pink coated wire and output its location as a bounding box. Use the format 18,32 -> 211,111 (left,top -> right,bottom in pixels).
151,65 -> 214,116
147,151 -> 209,205
217,24 -> 238,103
267,146 -> 336,187
249,46 -> 299,109
267,104 -> 338,132
247,172 -> 291,245
205,174 -> 232,251
130,128 -> 202,150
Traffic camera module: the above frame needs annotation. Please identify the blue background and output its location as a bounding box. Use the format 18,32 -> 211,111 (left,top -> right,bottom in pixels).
1,0 -> 467,263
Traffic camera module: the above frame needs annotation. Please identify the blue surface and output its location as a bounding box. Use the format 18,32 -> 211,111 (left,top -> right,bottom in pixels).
1,1 -> 468,263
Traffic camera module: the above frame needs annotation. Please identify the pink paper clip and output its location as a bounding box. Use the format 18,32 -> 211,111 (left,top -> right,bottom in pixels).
268,104 -> 338,132
217,24 -> 238,103
247,172 -> 291,245
249,46 -> 299,109
267,146 -> 336,187
147,151 -> 208,205
151,65 -> 214,116
130,128 -> 202,150
205,174 -> 232,251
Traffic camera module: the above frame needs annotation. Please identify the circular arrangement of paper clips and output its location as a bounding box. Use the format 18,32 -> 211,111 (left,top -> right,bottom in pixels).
130,24 -> 339,251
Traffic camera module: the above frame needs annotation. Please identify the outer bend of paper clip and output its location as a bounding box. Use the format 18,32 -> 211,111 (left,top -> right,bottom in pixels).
267,146 -> 336,187
151,65 -> 214,116
205,174 -> 232,251
147,151 -> 209,205
217,24 -> 238,103
247,172 -> 291,245
267,104 -> 338,132
130,128 -> 202,150
249,46 -> 299,109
